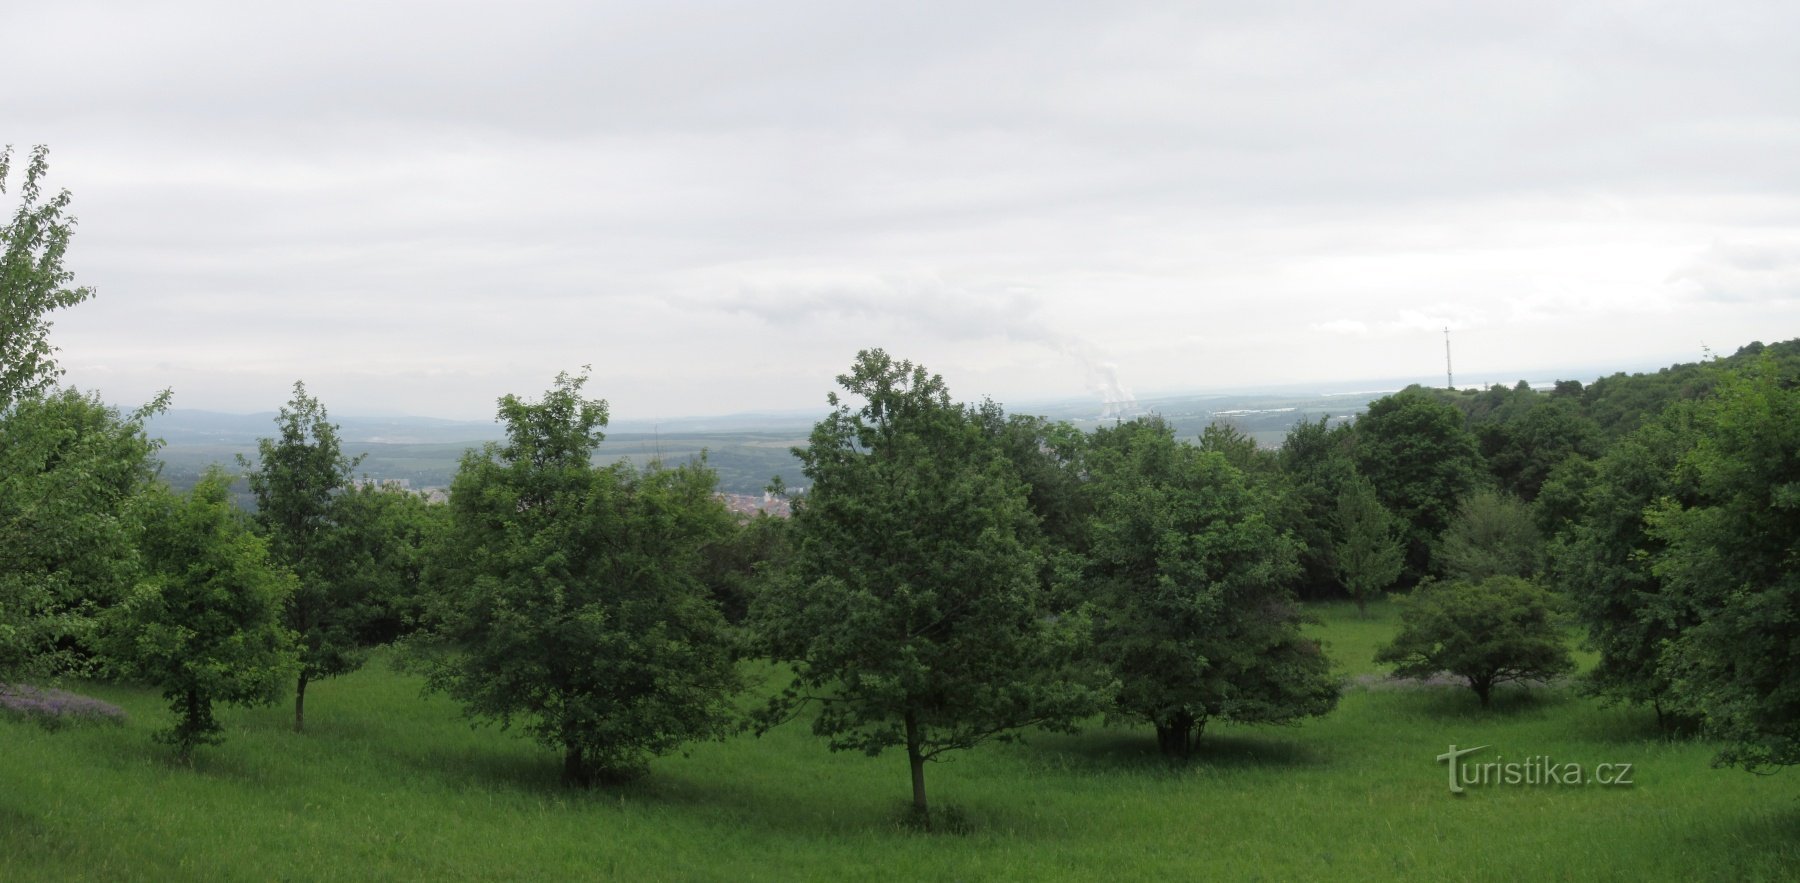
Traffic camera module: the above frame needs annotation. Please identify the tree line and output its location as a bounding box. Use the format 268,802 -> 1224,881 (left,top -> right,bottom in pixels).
4,146 -> 1795,830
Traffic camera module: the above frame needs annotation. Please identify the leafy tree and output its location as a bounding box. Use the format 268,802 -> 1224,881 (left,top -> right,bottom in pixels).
241,382 -> 369,732
409,371 -> 741,786
751,350 -> 1106,829
1278,416 -> 1358,600
1549,404 -> 1700,726
1197,419 -> 1277,475
1332,472 -> 1404,614
696,509 -> 788,626
1650,360 -> 1800,769
1084,416 -> 1337,758
1353,390 -> 1483,582
972,407 -> 1093,616
105,470 -> 297,761
1476,396 -> 1601,501
1,145 -> 93,413
976,409 -> 1091,555
1575,340 -> 1800,439
1374,576 -> 1575,708
0,388 -> 167,680
1440,489 -> 1543,582
332,481 -> 447,646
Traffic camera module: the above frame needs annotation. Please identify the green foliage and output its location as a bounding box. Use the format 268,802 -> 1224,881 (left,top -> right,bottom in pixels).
1352,390 -> 1483,582
0,387 -> 167,681
1196,419 -> 1277,475
1474,395 -> 1602,502
1439,488 -> 1543,582
1650,359 -> 1800,769
105,469 -> 297,760
241,382 -> 371,731
1374,576 -> 1575,708
408,371 -> 741,786
332,481 -> 447,645
696,510 -> 788,626
1331,472 -> 1404,613
1550,401 -> 1702,724
0,145 -> 94,413
1277,416 -> 1358,599
751,350 -> 1107,827
976,409 -> 1092,556
1083,416 -> 1337,758
1578,339 -> 1800,438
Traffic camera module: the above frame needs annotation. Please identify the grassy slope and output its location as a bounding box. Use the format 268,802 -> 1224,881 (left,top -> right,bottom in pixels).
2,602 -> 1795,882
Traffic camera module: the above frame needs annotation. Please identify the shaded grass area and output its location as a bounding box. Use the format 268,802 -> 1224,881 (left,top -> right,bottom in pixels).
2,603 -> 1795,881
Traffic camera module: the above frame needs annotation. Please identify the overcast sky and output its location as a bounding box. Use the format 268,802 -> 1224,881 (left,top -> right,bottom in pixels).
9,0 -> 1797,420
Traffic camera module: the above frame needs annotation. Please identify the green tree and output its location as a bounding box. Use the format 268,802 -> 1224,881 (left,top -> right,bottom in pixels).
1332,472 -> 1404,614
1084,416 -> 1337,758
1549,405 -> 1700,726
1197,419 -> 1277,475
1278,416 -> 1358,600
409,371 -> 741,786
1475,396 -> 1601,501
105,470 -> 297,761
1650,360 -> 1800,769
1353,390 -> 1483,582
751,350 -> 1105,829
0,388 -> 167,680
696,509 -> 788,626
1,145 -> 94,413
331,481 -> 447,646
1375,576 -> 1574,708
241,382 -> 368,732
1440,488 -> 1543,582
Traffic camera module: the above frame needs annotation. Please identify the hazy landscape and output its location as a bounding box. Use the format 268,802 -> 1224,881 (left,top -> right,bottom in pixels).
7,1 -> 1799,880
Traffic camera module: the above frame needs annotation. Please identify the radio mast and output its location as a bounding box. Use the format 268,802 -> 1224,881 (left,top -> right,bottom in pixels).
1444,327 -> 1454,390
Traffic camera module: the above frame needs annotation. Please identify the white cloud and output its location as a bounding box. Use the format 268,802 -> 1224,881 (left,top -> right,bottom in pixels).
8,0 -> 1800,417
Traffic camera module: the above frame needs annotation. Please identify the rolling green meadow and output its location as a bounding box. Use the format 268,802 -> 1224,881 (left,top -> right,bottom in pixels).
5,600 -> 1795,882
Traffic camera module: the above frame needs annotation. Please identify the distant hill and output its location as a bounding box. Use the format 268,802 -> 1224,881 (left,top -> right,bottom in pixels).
149,348 -> 1787,498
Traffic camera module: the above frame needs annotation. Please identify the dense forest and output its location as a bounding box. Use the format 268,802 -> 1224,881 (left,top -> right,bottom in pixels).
3,147 -> 1797,842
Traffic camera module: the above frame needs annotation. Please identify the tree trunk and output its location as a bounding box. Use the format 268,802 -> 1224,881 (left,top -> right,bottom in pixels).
563,742 -> 588,787
904,710 -> 929,831
1473,678 -> 1492,708
294,671 -> 308,733
179,689 -> 202,764
1155,711 -> 1198,759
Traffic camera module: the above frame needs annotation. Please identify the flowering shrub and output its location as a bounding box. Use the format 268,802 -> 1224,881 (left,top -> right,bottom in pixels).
0,684 -> 127,729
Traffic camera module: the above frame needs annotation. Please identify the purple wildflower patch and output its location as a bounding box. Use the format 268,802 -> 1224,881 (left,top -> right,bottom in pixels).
0,684 -> 128,728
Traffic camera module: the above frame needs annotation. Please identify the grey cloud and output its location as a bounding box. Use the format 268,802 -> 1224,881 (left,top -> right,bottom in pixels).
1669,240 -> 1800,304
9,0 -> 1800,419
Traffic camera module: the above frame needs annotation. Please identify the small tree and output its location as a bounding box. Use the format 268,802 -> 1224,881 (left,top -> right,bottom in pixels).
1084,416 -> 1337,758
0,388 -> 167,680
1353,390 -> 1484,582
751,350 -> 1107,829
1549,406 -> 1699,727
1332,472 -> 1404,614
1277,415 -> 1358,601
1440,488 -> 1543,582
1375,576 -> 1574,708
1,145 -> 93,413
330,481 -> 445,646
106,470 -> 297,761
409,371 -> 741,786
242,382 -> 368,732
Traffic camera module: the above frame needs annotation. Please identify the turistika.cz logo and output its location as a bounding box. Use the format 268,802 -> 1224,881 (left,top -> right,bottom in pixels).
1435,744 -> 1634,794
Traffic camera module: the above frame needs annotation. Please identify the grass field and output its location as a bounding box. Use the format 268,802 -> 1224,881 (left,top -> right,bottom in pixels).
3,601 -> 1795,881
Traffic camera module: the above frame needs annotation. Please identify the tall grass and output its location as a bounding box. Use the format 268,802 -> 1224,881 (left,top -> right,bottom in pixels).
1,601 -> 1794,881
